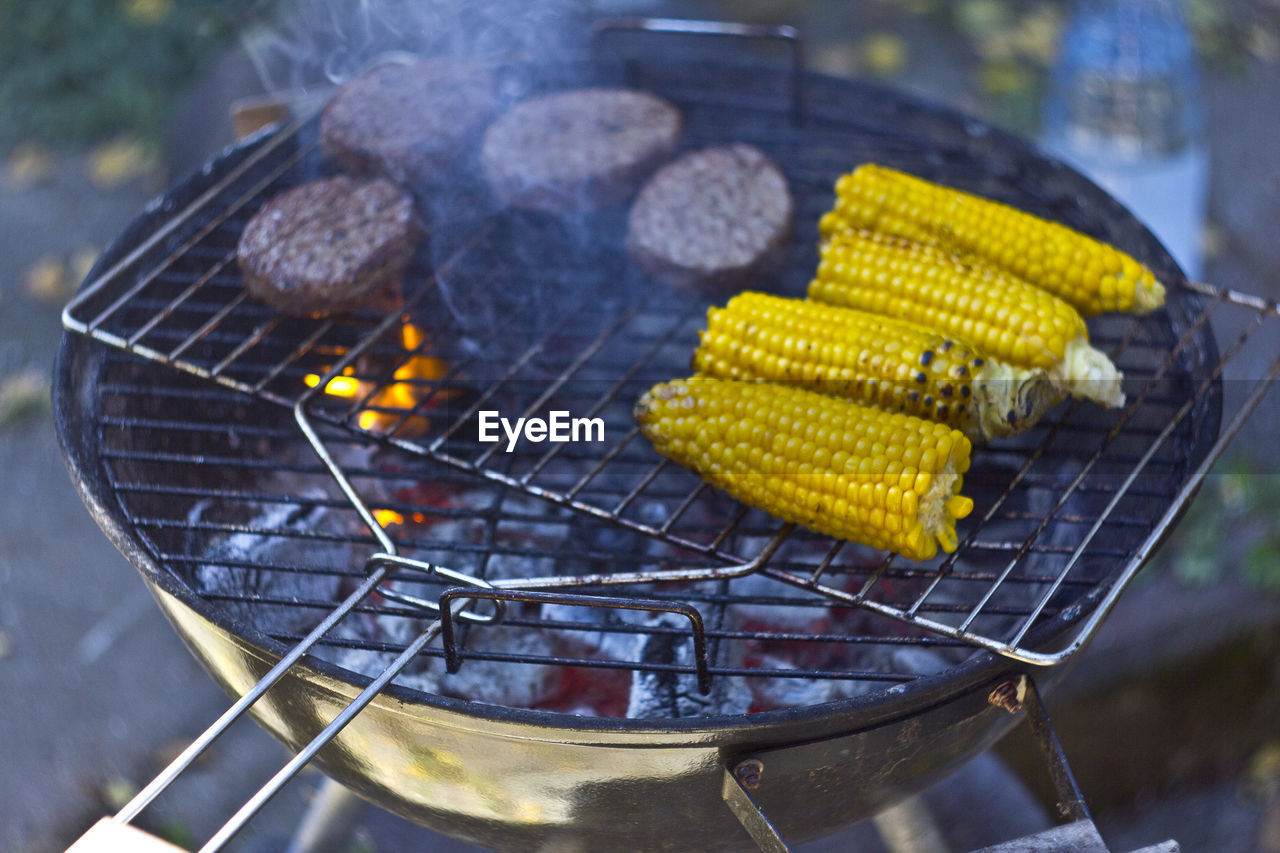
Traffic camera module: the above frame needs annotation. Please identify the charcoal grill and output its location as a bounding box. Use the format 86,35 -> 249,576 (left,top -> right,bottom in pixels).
54,18 -> 1280,853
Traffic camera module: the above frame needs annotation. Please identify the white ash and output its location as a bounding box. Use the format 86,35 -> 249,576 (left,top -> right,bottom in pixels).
338,444 -> 438,510
266,444 -> 981,716
389,488 -> 501,578
748,653 -> 880,708
192,490 -> 347,636
747,643 -> 951,710
727,572 -> 831,632
322,608 -> 441,694
433,623 -> 560,708
632,498 -> 703,560
540,599 -> 660,661
890,645 -> 951,677
318,611 -> 561,708
403,490 -> 569,583
626,613 -> 753,719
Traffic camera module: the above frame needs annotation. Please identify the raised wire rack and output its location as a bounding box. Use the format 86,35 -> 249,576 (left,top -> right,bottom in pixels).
62,38 -> 1279,668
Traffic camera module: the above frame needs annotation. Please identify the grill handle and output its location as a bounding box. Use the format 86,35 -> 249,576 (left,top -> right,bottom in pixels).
591,17 -> 806,124
65,820 -> 187,852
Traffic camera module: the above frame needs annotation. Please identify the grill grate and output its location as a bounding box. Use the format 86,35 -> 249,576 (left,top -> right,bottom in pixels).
98,355 -> 978,694
65,52 -> 1272,677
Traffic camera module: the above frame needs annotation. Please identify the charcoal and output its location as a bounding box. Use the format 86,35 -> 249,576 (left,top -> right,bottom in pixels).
626,613 -> 751,719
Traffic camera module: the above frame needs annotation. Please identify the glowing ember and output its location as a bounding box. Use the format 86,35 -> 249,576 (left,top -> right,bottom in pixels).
304,321 -> 450,436
371,509 -> 430,527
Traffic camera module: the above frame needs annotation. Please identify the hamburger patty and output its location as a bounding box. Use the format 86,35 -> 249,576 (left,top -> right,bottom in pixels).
626,144 -> 793,291
237,176 -> 420,317
481,88 -> 682,213
321,58 -> 499,184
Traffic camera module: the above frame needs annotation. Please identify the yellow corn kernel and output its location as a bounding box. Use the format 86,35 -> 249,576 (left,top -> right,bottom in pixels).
810,229 -> 1125,407
634,377 -> 974,561
822,164 -> 1166,315
694,292 -> 1059,441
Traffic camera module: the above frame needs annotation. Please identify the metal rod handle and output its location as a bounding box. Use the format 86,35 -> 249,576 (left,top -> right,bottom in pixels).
366,552 -> 506,625
199,621 -> 446,851
109,564 -> 391,825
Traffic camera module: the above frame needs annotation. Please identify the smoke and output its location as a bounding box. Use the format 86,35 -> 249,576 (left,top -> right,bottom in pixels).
238,0 -> 652,359
241,0 -> 594,91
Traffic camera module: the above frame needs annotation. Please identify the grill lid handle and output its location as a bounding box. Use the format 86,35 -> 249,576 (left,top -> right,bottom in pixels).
591,17 -> 806,124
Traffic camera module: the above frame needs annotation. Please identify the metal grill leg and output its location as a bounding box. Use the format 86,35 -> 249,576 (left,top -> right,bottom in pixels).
872,798 -> 948,853
721,760 -> 790,853
286,779 -> 368,853
1019,676 -> 1091,823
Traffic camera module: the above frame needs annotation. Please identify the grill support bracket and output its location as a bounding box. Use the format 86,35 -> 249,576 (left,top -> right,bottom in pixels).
719,674 -> 1096,852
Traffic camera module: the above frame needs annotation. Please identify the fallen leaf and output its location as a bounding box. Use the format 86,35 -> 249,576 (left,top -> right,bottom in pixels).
22,255 -> 71,303
860,32 -> 909,77
956,0 -> 1013,40
978,60 -> 1034,98
4,144 -> 55,188
0,367 -> 50,426
976,31 -> 1016,61
122,0 -> 174,25
87,137 -> 156,190
1249,742 -> 1280,792
1186,0 -> 1227,34
900,0 -> 937,15
100,776 -> 139,811
1011,5 -> 1062,66
156,820 -> 196,849
1246,24 -> 1280,63
71,245 -> 100,285
1200,221 -> 1225,260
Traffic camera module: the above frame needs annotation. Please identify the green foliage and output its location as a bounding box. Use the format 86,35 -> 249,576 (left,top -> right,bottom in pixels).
156,818 -> 197,850
865,0 -> 1278,132
0,0 -> 261,150
1164,454 -> 1280,591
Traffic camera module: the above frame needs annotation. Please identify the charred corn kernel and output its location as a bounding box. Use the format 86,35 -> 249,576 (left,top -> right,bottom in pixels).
821,164 -> 1165,315
694,292 -> 1059,442
810,229 -> 1125,407
634,376 -> 974,561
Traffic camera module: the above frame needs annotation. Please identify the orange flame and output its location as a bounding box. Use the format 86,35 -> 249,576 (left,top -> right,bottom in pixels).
371,508 -> 431,528
372,509 -> 405,527
304,321 -> 451,437
303,368 -> 360,397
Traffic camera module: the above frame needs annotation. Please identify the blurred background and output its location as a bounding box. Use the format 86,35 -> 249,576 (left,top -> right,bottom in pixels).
1,0 -> 1278,850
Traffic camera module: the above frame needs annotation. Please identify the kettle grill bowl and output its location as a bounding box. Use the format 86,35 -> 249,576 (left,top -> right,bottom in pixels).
54,338 -> 1044,850
54,48 -> 1220,851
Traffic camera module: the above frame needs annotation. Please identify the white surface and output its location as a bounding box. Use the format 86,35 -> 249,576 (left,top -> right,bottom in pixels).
1040,139 -> 1211,280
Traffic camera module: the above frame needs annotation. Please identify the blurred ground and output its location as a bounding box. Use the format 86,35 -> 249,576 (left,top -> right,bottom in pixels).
1,2 -> 1278,852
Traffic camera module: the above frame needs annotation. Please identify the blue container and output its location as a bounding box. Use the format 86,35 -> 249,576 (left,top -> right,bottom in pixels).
1040,0 -> 1209,277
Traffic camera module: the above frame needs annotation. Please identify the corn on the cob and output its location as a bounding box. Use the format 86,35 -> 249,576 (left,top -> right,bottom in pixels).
693,292 -> 1059,443
810,229 -> 1125,407
819,163 -> 1166,316
635,376 -> 974,561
